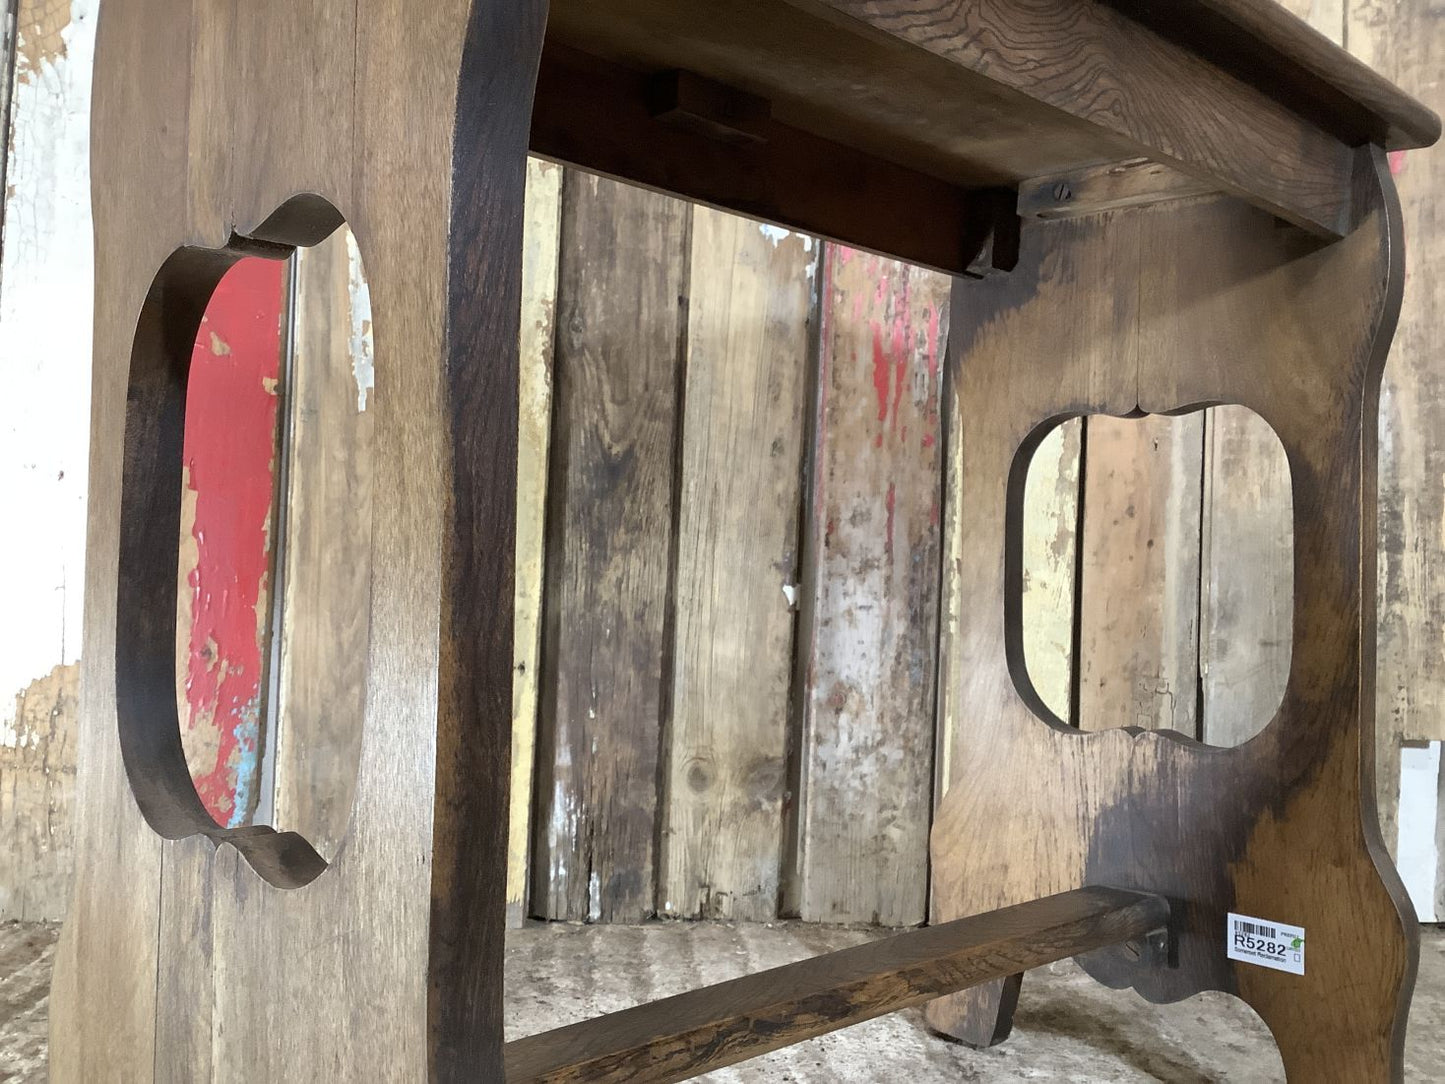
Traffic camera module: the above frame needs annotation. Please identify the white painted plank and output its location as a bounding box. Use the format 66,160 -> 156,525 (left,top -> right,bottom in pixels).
1397,742 -> 1440,922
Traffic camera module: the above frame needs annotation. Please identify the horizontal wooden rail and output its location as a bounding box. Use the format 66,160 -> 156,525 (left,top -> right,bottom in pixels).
529,44 -> 1002,276
504,886 -> 1170,1084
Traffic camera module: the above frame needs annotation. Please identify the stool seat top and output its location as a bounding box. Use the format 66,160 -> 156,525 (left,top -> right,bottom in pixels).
536,0 -> 1439,251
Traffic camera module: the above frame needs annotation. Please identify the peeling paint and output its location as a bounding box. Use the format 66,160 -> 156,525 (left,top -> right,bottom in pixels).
0,662 -> 78,920
15,2 -> 72,86
178,257 -> 287,828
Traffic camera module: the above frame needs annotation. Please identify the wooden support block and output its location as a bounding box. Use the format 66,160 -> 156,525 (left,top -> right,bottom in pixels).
647,70 -> 772,145
504,887 -> 1170,1084
1019,159 -> 1218,220
530,44 -> 994,275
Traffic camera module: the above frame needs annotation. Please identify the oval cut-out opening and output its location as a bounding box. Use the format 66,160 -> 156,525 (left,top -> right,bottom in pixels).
119,197 -> 371,888
1011,407 -> 1292,748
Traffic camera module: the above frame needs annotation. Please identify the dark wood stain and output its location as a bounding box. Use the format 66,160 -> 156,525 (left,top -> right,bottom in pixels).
930,149 -> 1419,1081
57,0 -> 1437,1080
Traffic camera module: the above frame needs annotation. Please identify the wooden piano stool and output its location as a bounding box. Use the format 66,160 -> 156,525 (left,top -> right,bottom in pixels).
54,1 -> 1439,1081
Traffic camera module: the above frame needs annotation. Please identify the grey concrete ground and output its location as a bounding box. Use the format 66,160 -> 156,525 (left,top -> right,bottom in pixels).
4,920 -> 1443,1080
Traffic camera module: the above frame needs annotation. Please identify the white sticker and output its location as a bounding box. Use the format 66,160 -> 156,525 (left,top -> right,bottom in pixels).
1227,912 -> 1305,975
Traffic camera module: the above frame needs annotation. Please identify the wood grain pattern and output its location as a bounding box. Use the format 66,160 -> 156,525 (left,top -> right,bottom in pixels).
658,213 -> 812,922
57,0 -> 1439,1079
533,175 -> 690,923
508,158 -> 564,928
54,0 -> 545,1079
1188,0 -> 1330,760
541,0 -> 1435,239
1020,421 -> 1083,725
787,246 -> 948,926
929,150 -> 1418,1081
530,44 -> 997,276
799,0 -> 1360,235
505,887 -> 1170,1084
1199,406 -> 1294,748
1018,159 -> 1217,221
271,226 -> 372,861
1105,0 -> 1434,147
938,411 -> 1082,791
1077,414 -> 1205,736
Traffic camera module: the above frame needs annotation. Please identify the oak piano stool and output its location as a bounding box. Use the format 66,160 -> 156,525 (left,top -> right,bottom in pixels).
54,0 -> 1440,1081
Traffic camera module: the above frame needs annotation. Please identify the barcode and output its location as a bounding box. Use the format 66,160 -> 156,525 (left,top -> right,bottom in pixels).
1236,919 -> 1277,939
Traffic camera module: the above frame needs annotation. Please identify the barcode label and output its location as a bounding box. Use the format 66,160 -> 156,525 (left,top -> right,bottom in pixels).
1236,920 -> 1276,939
1227,912 -> 1305,975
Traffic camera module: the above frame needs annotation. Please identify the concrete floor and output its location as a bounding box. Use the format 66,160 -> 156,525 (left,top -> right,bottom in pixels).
4,921 -> 1443,1080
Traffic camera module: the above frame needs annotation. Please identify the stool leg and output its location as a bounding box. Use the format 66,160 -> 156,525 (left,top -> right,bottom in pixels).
927,976 -> 1022,1048
928,148 -> 1415,1083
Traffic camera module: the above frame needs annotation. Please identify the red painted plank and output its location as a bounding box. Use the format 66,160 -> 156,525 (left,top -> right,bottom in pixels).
179,257 -> 287,828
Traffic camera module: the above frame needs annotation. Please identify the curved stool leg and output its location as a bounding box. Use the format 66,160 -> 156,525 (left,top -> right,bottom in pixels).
928,148 -> 1416,1082
51,2 -> 547,1080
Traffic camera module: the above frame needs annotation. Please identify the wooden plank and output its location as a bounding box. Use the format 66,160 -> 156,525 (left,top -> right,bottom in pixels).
1105,0 -> 1432,147
1020,422 -> 1084,725
1198,407 -> 1294,747
1018,159 -> 1218,221
800,0 -> 1359,236
788,245 -> 948,926
533,174 -> 690,923
1349,0 -> 1445,862
658,213 -> 812,922
507,158 -> 563,929
937,414 -> 1081,790
1076,413 -> 1205,736
504,887 -> 1170,1084
270,225 -> 373,860
176,256 -> 288,829
529,45 -> 993,276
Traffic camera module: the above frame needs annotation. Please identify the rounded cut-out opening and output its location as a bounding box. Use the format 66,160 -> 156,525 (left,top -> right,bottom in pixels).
119,195 -> 372,888
1009,406 -> 1293,748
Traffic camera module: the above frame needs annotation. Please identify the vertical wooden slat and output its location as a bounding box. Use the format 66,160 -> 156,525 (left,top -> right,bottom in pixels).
789,245 -> 949,926
508,158 -> 563,928
271,226 -> 373,860
533,174 -> 690,923
176,257 -> 288,826
658,215 -> 813,922
1020,420 -> 1084,724
1076,413 -> 1204,735
1198,405 -> 1293,747
1347,0 -> 1445,862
